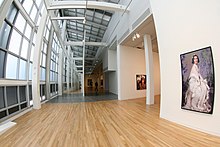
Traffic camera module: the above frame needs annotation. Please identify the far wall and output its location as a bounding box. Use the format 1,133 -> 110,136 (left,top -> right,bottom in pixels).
118,45 -> 160,100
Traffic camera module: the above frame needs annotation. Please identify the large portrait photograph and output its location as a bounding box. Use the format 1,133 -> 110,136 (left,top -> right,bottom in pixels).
136,75 -> 146,90
180,46 -> 215,114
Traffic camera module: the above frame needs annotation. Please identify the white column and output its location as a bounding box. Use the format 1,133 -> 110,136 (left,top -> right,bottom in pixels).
46,27 -> 54,100
70,51 -> 73,90
82,31 -> 86,96
73,60 -> 76,90
57,20 -> 66,95
144,34 -> 154,105
58,47 -> 63,96
67,46 -> 70,91
32,9 -> 48,109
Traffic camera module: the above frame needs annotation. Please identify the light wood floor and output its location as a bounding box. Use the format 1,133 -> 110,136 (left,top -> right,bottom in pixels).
1,96 -> 220,147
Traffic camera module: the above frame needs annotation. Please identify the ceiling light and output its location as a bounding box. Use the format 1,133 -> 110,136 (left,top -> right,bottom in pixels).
132,33 -> 140,41
136,33 -> 140,38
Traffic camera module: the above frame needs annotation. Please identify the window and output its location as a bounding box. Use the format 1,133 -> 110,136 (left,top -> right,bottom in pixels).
6,3 -> 18,23
20,38 -> 29,59
0,22 -> 11,49
30,5 -> 37,21
19,59 -> 26,80
0,87 -> 5,109
19,86 -> 26,102
6,54 -> 18,79
0,50 -> 6,78
6,86 -> 18,106
24,23 -> 32,39
40,67 -> 45,81
22,0 -> 33,14
8,29 -> 22,55
15,12 -> 26,33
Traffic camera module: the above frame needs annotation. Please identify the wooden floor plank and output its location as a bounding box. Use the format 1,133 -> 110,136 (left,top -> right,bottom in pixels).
0,96 -> 220,147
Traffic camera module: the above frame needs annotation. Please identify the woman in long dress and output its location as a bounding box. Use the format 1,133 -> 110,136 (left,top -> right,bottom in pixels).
184,54 -> 211,112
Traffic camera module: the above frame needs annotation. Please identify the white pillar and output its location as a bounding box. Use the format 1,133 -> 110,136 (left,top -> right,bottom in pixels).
82,31 -> 86,96
144,34 -> 154,105
73,60 -> 76,90
32,9 -> 48,109
46,27 -> 54,100
70,51 -> 73,90
67,46 -> 70,91
58,47 -> 63,96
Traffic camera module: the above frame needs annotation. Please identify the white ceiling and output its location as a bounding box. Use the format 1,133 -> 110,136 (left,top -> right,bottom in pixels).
120,15 -> 158,53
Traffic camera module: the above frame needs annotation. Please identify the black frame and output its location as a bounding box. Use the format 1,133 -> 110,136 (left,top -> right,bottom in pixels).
180,46 -> 215,114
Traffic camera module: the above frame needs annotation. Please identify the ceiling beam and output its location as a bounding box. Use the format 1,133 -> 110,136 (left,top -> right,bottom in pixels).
65,41 -> 107,46
48,1 -> 129,12
66,28 -> 103,40
51,16 -> 85,20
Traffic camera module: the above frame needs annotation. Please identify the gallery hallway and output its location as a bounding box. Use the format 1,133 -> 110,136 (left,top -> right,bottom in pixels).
0,96 -> 220,147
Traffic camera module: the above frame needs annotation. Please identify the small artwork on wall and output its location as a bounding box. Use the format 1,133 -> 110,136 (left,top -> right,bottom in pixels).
136,75 -> 146,90
180,46 -> 215,114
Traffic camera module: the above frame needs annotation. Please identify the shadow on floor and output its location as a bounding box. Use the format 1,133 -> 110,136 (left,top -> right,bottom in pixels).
47,92 -> 118,103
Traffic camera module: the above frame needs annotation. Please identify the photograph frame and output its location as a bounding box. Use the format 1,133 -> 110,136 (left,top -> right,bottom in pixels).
136,74 -> 146,90
180,46 -> 215,114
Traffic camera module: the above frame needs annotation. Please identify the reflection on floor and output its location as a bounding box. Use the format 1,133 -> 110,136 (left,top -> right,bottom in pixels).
48,89 -> 118,103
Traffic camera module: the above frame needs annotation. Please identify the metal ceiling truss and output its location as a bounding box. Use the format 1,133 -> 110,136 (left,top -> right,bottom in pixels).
48,1 -> 129,12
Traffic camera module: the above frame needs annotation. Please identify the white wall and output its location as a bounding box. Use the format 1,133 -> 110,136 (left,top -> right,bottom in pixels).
118,45 -> 146,100
150,0 -> 220,136
153,52 -> 160,95
108,50 -> 117,71
109,71 -> 118,94
103,49 -> 108,71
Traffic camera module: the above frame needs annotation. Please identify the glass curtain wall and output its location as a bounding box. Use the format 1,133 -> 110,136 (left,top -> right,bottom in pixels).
0,0 -> 44,120
50,33 -> 59,96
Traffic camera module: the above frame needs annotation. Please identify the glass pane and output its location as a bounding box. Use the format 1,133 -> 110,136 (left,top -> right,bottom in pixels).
15,12 -> 26,33
29,85 -> 32,101
29,63 -> 32,80
20,38 -> 29,59
6,54 -> 18,79
24,23 -> 32,39
40,67 -> 45,81
23,0 -> 33,14
6,86 -> 18,106
0,0 -> 3,7
6,3 -> 18,23
8,29 -> 22,55
0,111 -> 7,119
43,42 -> 47,53
35,0 -> 42,8
50,72 -> 53,81
30,5 -> 37,21
42,54 -> 46,67
19,86 -> 26,102
0,21 -> 11,49
0,87 -> 5,109
0,50 -> 6,78
8,106 -> 19,114
19,59 -> 26,80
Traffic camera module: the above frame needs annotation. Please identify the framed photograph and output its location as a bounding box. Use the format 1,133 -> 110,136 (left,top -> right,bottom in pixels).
180,46 -> 215,114
136,75 -> 146,90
